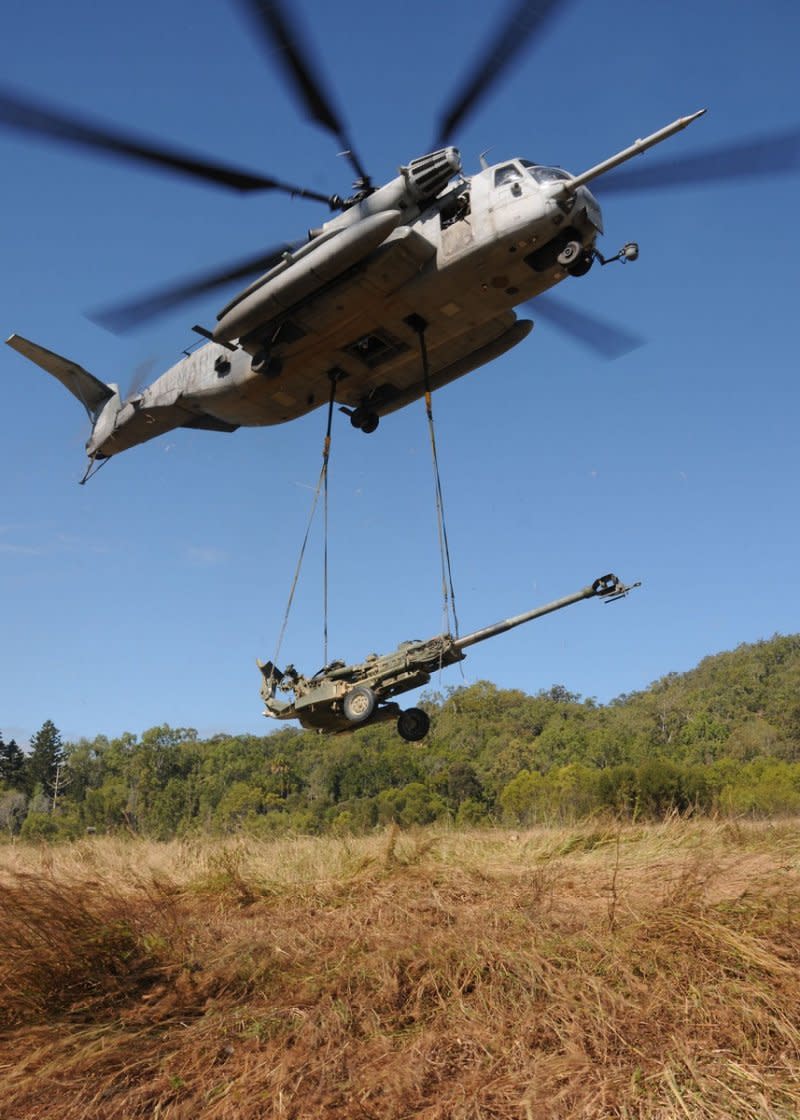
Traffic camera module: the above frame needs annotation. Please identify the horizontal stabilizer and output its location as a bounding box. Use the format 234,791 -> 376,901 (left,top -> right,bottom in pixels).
6,333 -> 116,418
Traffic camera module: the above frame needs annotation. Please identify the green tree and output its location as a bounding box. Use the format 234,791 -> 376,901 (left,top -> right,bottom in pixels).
0,734 -> 26,790
375,782 -> 447,826
83,776 -> 129,831
597,765 -> 638,816
455,798 -> 490,827
126,725 -> 200,834
20,811 -> 60,841
636,759 -> 684,816
25,720 -> 65,801
543,763 -> 601,820
544,684 -> 582,704
724,718 -> 783,761
441,761 -> 484,811
0,790 -> 27,835
214,781 -> 266,830
499,769 -> 545,825
719,758 -> 800,816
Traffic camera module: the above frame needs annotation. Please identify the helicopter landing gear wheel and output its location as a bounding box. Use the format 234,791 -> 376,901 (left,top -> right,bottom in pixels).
556,240 -> 582,268
343,685 -> 376,723
397,707 -> 430,742
350,406 -> 380,434
251,349 -> 283,378
568,250 -> 594,277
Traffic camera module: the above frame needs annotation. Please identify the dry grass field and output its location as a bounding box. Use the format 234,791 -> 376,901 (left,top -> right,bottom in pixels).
1,818 -> 799,1118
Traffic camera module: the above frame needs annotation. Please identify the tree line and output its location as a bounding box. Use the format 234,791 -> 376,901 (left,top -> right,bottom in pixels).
3,633 -> 800,840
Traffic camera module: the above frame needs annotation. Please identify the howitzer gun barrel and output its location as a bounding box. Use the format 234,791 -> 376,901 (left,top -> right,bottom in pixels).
453,573 -> 637,652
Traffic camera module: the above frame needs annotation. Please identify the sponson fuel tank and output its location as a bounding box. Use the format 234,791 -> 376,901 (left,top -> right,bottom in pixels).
214,209 -> 405,344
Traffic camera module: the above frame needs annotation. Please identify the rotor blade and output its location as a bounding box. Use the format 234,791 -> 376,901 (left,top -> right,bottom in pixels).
435,0 -> 568,146
124,355 -> 157,402
526,293 -> 645,359
90,241 -> 302,333
238,0 -> 371,186
0,86 -> 332,200
598,125 -> 800,195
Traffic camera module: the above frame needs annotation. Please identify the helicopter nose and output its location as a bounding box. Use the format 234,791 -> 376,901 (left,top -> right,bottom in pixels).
577,185 -> 603,234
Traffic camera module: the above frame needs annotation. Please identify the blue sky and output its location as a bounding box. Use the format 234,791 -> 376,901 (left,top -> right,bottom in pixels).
2,0 -> 798,745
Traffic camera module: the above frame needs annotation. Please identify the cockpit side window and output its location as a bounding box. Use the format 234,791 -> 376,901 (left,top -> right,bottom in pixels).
521,160 -> 572,185
494,164 -> 523,188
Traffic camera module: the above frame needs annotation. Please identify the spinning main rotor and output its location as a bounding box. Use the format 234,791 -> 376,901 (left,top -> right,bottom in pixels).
1,0 -> 798,338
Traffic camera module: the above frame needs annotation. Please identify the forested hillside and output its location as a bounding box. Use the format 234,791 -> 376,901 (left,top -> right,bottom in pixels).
3,633 -> 799,839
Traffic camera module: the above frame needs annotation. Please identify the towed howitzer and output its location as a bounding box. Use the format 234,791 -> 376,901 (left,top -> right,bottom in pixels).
257,573 -> 638,741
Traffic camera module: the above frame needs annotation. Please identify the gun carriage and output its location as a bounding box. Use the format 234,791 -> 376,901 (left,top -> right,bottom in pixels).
258,573 -> 637,740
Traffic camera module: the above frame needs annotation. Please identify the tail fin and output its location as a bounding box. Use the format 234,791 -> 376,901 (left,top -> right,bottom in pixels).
6,333 -> 118,421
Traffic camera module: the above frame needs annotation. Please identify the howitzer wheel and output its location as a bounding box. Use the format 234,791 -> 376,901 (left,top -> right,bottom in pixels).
343,685 -> 376,723
397,707 -> 430,742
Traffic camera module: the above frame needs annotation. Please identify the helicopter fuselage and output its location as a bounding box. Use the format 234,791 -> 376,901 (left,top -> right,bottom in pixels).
86,157 -> 602,458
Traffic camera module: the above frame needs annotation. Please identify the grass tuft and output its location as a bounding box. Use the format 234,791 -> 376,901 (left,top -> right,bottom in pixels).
1,820 -> 800,1117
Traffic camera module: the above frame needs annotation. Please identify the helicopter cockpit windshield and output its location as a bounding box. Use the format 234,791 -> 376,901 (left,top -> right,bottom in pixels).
520,160 -> 573,185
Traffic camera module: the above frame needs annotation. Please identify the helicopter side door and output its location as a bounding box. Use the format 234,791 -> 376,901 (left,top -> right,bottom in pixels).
487,160 -> 540,239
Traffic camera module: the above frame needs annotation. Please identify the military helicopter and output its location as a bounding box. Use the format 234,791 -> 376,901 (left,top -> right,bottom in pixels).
3,0 -> 799,477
